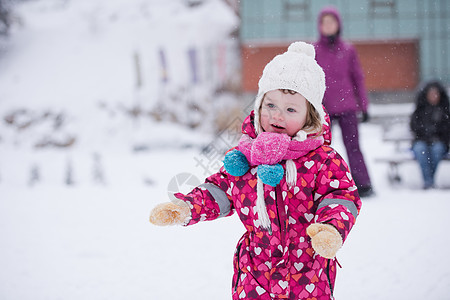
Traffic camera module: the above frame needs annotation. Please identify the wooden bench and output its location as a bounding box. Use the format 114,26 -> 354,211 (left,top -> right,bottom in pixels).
375,123 -> 450,183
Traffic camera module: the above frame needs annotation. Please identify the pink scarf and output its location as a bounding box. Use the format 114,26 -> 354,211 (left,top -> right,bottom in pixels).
238,131 -> 324,166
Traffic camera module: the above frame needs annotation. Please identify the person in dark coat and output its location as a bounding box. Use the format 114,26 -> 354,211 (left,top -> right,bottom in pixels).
314,6 -> 374,197
410,81 -> 450,189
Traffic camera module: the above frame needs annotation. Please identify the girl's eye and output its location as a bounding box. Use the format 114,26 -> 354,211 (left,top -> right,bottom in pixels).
287,108 -> 296,112
267,103 -> 275,108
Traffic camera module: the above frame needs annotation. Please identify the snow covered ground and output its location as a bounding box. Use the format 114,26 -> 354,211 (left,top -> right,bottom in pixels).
1,1 -> 450,299
2,123 -> 450,300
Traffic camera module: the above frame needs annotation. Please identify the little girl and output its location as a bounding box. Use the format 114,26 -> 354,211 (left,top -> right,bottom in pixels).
150,42 -> 362,300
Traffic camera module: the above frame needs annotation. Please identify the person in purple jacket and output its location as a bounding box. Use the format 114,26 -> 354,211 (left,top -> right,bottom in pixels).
314,6 -> 374,197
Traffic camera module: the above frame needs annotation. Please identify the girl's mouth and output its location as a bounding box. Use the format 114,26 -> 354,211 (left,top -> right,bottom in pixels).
271,123 -> 285,130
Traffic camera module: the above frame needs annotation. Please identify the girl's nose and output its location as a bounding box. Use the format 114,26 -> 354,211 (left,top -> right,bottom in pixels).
272,109 -> 284,121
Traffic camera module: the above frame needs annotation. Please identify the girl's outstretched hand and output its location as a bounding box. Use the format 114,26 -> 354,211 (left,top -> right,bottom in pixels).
149,200 -> 191,226
306,223 -> 343,259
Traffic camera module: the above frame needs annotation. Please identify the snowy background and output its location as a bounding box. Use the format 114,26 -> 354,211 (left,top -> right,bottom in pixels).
1,1 -> 450,299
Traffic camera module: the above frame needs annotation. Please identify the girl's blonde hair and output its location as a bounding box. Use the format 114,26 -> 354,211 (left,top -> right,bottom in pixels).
303,101 -> 322,135
260,89 -> 323,136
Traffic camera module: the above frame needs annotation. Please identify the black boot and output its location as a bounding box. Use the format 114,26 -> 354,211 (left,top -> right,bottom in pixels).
358,185 -> 374,198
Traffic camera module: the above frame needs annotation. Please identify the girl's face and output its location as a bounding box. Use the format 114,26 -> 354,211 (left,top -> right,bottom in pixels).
320,14 -> 339,36
260,90 -> 308,137
426,87 -> 440,106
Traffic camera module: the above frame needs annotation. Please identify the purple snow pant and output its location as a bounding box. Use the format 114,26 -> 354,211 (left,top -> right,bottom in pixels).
330,111 -> 372,188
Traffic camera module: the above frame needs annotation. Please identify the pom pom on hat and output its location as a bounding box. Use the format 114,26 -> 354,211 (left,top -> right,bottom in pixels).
223,149 -> 249,177
287,41 -> 316,58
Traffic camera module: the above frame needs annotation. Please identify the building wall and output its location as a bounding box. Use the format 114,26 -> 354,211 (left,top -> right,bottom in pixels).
240,0 -> 450,92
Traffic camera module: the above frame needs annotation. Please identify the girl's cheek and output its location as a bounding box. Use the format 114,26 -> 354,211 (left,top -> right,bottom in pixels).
260,110 -> 270,121
287,117 -> 304,131
259,113 -> 269,130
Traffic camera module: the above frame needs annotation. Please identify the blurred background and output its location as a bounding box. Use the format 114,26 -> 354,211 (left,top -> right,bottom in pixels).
241,0 -> 449,95
1,1 -> 449,300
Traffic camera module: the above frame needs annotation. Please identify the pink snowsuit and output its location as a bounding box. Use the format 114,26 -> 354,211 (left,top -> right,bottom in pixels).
175,111 -> 362,299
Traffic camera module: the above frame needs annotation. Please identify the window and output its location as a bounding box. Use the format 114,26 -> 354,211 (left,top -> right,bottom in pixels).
282,0 -> 311,21
368,0 -> 397,18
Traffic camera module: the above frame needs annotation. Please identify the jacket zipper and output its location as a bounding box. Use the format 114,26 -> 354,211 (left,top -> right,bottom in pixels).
234,268 -> 241,292
234,243 -> 242,292
326,259 -> 334,295
275,186 -> 286,246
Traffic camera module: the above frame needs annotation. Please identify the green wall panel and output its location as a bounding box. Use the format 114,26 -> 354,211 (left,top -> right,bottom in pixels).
240,0 -> 450,85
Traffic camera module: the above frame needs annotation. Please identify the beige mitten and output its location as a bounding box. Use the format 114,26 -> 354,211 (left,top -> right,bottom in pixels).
149,200 -> 191,226
306,223 -> 343,259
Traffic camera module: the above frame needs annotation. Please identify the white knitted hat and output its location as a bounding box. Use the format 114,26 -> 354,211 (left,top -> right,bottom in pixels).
253,41 -> 326,140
